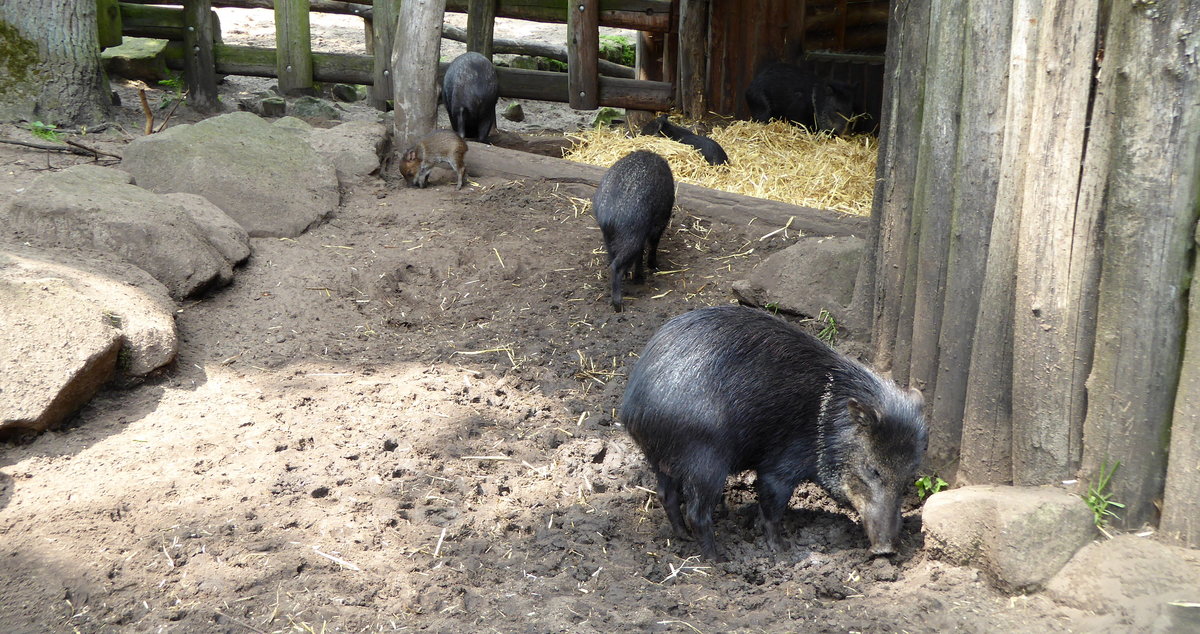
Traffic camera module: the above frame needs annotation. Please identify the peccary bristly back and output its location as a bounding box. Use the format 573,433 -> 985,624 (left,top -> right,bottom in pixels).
641,115 -> 729,166
745,62 -> 856,135
621,305 -> 927,560
443,52 -> 500,143
592,150 -> 675,312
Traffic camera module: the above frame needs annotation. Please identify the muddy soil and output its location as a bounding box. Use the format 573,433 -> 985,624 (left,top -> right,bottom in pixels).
0,9 -> 1097,634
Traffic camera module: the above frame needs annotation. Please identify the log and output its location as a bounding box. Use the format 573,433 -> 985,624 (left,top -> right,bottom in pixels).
98,0 -> 124,48
464,142 -> 868,238
445,0 -> 671,31
568,0 -> 600,109
122,0 -> 372,17
275,0 -> 314,95
392,0 -> 447,148
183,0 -> 219,110
677,0 -> 708,118
442,24 -> 635,78
494,67 -> 671,111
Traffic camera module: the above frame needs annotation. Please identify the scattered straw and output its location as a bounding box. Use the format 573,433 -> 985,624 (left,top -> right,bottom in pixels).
565,119 -> 877,216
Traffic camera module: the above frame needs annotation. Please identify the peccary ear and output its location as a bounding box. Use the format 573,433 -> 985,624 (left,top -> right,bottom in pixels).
907,387 -> 925,411
847,398 -> 879,429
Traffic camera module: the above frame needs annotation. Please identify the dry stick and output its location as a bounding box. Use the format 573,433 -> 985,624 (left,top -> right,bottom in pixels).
155,90 -> 189,134
65,139 -> 122,159
0,137 -> 119,159
138,88 -> 154,135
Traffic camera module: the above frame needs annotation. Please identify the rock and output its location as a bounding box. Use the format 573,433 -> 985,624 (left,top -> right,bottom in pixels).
732,236 -> 865,331
260,97 -> 287,118
0,245 -> 177,379
291,96 -> 341,121
510,56 -> 539,71
101,37 -> 170,82
1046,534 -> 1200,630
1,165 -> 243,298
502,102 -> 525,122
161,193 -> 251,266
922,485 -> 1096,592
304,120 -> 390,184
122,111 -> 340,238
331,84 -> 362,102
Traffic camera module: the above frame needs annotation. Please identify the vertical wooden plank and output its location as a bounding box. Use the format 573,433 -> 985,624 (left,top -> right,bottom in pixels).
370,0 -> 400,110
567,0 -> 599,109
1009,0 -> 1099,486
275,0 -> 313,95
834,0 -> 847,50
96,0 -> 123,49
663,0 -> 678,100
677,0 -> 708,118
1164,221 -> 1200,546
959,0 -> 1043,486
183,0 -> 218,111
393,0 -> 447,149
466,0 -> 498,58
1084,0 -> 1200,529
630,30 -> 665,126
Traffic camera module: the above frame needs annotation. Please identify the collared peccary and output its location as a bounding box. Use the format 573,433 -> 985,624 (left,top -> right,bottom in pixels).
399,130 -> 468,190
621,305 -> 927,560
641,115 -> 729,166
593,150 -> 675,312
745,62 -> 856,134
443,52 -> 500,142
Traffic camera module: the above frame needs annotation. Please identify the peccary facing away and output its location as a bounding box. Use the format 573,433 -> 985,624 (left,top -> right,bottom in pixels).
443,52 -> 500,142
399,130 -> 468,190
641,115 -> 729,165
745,62 -> 856,134
621,306 -> 927,560
592,151 -> 675,312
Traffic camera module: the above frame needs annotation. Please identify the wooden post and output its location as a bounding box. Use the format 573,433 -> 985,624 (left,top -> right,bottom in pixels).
1164,220 -> 1200,546
370,0 -> 400,110
96,0 -> 123,49
568,0 -> 599,109
393,0 -> 447,149
466,0 -> 498,58
676,0 -> 707,118
182,0 -> 219,111
275,0 -> 314,95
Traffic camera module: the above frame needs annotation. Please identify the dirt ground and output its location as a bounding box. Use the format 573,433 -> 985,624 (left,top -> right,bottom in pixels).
0,10 -> 1134,634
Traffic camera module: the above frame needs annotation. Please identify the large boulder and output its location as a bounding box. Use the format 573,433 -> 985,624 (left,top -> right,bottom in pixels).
272,117 -> 389,185
732,236 -> 865,332
0,246 -> 177,438
922,485 -> 1096,592
0,165 -> 247,299
122,111 -> 340,237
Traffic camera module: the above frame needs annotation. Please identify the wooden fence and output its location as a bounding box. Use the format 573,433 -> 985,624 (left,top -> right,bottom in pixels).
113,0 -> 673,113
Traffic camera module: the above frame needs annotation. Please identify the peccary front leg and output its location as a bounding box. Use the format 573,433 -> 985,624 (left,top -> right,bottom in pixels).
755,472 -> 793,552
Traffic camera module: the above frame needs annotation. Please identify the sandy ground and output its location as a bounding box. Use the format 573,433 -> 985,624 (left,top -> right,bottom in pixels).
0,8 -> 1173,633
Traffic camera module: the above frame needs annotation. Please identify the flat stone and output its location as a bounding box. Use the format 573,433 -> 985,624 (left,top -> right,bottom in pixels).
733,235 -> 865,331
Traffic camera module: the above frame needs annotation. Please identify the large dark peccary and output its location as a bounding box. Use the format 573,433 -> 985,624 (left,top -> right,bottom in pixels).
593,150 -> 675,312
745,62 -> 856,134
443,52 -> 499,142
621,305 -> 927,560
641,115 -> 729,166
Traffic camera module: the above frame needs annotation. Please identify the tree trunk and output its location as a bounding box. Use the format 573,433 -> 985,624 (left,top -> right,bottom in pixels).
958,0 -> 1044,485
928,0 -> 1011,476
1009,0 -> 1099,486
1164,220 -> 1200,546
0,0 -> 110,125
904,0 -> 964,468
870,0 -> 930,374
1082,0 -> 1200,529
392,0 -> 447,149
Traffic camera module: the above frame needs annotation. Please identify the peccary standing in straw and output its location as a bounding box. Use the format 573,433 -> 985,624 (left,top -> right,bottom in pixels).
399,130 -> 468,190
641,115 -> 729,165
621,306 -> 927,560
592,150 -> 674,312
745,62 -> 856,134
443,52 -> 500,143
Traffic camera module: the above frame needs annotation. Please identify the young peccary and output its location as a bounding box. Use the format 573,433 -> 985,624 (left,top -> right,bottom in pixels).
621,306 -> 927,561
745,62 -> 856,134
399,130 -> 467,190
443,52 -> 499,143
641,115 -> 729,165
593,150 -> 675,312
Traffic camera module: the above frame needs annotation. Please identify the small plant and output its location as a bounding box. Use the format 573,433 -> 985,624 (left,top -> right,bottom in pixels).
915,474 -> 948,500
598,34 -> 634,66
1084,459 -> 1125,529
29,121 -> 63,143
764,302 -> 780,315
158,75 -> 185,109
816,309 -> 839,345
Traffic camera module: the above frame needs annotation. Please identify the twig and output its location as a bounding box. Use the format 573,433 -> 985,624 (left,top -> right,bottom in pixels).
0,137 -> 118,159
461,455 -> 513,461
310,546 -> 361,571
139,88 -> 154,136
155,88 -> 188,133
432,527 -> 448,558
65,139 -> 122,159
215,611 -> 268,634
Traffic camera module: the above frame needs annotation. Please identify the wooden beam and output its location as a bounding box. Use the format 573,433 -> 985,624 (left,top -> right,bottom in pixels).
98,0 -> 124,48
392,0 -> 447,148
568,0 -> 600,109
182,0 -> 219,111
274,0 -> 314,95
443,23 -> 634,78
466,0 -> 497,58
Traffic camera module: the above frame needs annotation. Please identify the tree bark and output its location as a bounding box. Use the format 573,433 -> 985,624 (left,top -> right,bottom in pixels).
0,0 -> 111,125
958,0 -> 1044,485
1009,0 -> 1099,486
1082,0 -> 1200,529
392,0 -> 447,149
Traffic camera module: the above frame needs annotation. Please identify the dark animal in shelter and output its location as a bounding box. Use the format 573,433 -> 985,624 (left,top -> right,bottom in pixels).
443,52 -> 500,142
621,305 -> 927,560
641,115 -> 729,165
592,150 -> 675,312
399,130 -> 468,190
745,62 -> 857,134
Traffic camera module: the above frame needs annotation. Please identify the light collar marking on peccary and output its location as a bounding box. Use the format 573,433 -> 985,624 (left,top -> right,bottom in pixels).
816,371 -> 836,486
